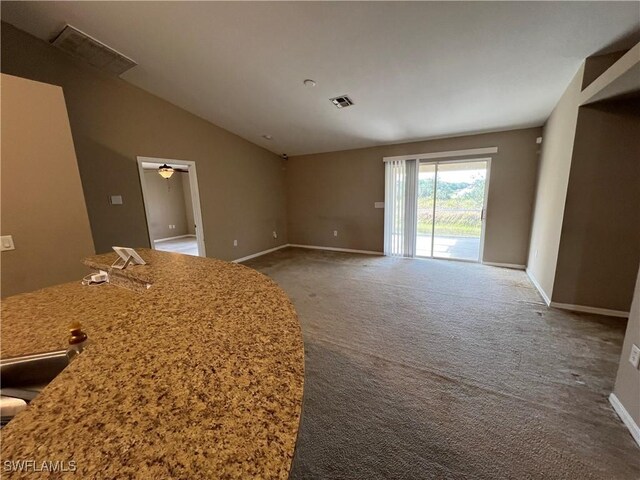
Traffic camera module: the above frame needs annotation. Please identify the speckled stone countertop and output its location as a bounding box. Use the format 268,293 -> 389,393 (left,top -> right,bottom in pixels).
1,249 -> 304,479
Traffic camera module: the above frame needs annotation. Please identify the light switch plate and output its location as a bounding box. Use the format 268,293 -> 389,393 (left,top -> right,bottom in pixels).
374,202 -> 385,209
1,235 -> 15,251
629,344 -> 640,369
110,195 -> 123,205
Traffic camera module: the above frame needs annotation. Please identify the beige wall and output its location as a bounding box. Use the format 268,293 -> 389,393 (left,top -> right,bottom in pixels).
582,51 -> 627,90
613,267 -> 640,427
287,127 -> 541,265
143,170 -> 189,240
181,173 -> 196,235
1,23 -> 287,261
553,100 -> 640,311
1,74 -> 95,297
526,66 -> 585,300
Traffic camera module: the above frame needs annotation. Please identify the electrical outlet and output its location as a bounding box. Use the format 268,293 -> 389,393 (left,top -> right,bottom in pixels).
233,240 -> 238,247
630,344 -> 640,369
273,231 -> 278,239
333,230 -> 338,237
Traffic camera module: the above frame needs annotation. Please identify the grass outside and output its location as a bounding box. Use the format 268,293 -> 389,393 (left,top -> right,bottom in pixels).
417,209 -> 481,237
416,175 -> 485,237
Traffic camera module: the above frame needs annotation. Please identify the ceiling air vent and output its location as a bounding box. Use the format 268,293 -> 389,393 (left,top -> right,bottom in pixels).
51,25 -> 137,76
330,95 -> 354,109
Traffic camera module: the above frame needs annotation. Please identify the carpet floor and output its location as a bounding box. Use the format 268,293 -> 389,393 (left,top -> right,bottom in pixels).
244,248 -> 639,479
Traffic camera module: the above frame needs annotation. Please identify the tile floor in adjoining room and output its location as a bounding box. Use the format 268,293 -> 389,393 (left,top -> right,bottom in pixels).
154,236 -> 198,256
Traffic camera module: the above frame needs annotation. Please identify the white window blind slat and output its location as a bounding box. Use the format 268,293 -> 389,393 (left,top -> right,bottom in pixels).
384,159 -> 418,257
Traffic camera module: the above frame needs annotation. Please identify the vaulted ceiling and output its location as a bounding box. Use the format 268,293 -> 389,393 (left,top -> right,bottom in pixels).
3,2 -> 639,155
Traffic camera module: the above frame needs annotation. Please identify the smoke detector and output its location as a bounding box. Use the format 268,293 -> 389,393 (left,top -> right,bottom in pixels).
51,25 -> 137,76
330,95 -> 354,109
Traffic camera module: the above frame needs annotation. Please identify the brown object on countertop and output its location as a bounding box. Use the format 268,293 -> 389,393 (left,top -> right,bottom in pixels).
68,321 -> 87,345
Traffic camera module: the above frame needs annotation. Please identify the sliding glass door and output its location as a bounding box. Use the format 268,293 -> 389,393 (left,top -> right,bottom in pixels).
416,164 -> 435,257
416,159 -> 488,261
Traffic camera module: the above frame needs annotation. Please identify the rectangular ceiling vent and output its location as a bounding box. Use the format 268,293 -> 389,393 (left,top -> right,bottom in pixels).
51,25 -> 137,76
330,95 -> 355,109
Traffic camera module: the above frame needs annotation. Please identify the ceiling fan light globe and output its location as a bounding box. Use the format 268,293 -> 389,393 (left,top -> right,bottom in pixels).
158,164 -> 174,179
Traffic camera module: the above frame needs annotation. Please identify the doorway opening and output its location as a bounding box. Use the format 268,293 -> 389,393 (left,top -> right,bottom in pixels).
137,156 -> 206,257
416,159 -> 489,262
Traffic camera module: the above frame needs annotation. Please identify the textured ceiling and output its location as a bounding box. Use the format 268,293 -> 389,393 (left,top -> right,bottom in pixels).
2,2 -> 639,155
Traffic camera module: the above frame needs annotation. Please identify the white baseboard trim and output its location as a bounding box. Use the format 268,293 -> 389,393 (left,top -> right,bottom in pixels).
288,244 -> 383,256
232,244 -> 289,263
550,302 -> 629,318
609,393 -> 640,447
525,269 -> 629,317
483,261 -> 526,270
232,243 -> 383,263
154,234 -> 196,243
526,269 -> 551,306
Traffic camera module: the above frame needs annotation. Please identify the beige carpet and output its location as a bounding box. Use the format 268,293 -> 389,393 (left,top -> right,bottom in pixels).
244,248 -> 639,479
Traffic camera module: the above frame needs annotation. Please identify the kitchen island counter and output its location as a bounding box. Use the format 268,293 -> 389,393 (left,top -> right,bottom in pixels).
1,249 -> 304,479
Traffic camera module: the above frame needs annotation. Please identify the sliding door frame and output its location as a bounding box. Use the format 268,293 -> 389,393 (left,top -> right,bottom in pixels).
417,157 -> 491,263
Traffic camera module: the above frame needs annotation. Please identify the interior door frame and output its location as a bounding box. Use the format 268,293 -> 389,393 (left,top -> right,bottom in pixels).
416,157 -> 491,263
136,156 -> 207,257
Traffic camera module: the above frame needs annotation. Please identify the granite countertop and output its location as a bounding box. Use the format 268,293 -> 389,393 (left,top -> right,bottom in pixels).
0,249 -> 304,479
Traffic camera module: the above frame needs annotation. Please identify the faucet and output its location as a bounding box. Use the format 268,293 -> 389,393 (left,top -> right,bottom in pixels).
66,321 -> 88,362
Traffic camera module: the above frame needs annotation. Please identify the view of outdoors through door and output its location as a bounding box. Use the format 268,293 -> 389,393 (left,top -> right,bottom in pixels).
416,160 -> 488,261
